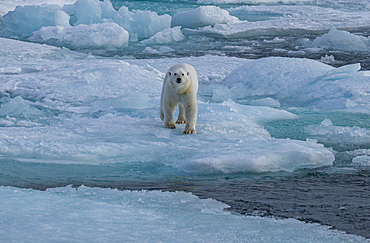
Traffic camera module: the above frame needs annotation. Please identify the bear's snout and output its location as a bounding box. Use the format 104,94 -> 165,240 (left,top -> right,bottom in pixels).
176,78 -> 182,83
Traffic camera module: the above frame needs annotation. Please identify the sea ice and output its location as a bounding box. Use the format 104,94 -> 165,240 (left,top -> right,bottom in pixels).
305,119 -> 370,148
186,5 -> 370,38
0,37 -> 336,173
171,6 -> 240,29
222,57 -> 370,111
311,28 -> 369,52
352,155 -> 370,167
0,186 -> 365,243
140,26 -> 184,45
54,10 -> 70,26
29,22 -> 129,49
1,0 -> 171,44
2,4 -> 61,38
114,6 -> 171,39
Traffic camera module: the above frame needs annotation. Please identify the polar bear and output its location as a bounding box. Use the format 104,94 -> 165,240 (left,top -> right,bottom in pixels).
160,63 -> 198,134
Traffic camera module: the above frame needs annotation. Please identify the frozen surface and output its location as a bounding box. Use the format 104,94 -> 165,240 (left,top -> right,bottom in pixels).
0,0 -> 75,17
2,4 -> 62,38
171,6 -> 240,29
140,26 -> 184,45
305,119 -> 370,147
1,0 -> 171,43
186,5 -> 370,38
0,185 -> 367,243
222,57 -> 370,111
310,28 -> 369,52
0,37 -> 335,173
113,6 -> 171,39
29,22 -> 129,49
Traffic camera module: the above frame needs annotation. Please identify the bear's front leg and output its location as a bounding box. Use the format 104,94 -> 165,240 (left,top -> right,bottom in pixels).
183,101 -> 197,134
164,103 -> 177,129
176,103 -> 186,124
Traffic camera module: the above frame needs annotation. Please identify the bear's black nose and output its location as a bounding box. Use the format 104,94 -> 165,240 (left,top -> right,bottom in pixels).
176,78 -> 181,83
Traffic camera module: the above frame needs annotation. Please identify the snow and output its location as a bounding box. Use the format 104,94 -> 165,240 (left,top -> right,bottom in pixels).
0,185 -> 367,243
171,6 -> 240,29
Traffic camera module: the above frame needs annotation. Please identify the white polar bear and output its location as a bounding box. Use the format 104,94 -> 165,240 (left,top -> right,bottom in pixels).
160,63 -> 198,134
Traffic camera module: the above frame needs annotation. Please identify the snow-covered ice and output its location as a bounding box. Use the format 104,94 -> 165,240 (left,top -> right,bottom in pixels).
310,28 -> 369,52
29,22 -> 129,49
222,57 -> 370,111
0,37 -> 337,173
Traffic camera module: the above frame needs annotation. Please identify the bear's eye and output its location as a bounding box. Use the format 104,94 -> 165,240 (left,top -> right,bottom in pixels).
182,74 -> 184,76
174,73 -> 177,76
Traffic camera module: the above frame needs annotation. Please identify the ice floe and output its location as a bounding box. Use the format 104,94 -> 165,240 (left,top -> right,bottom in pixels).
0,185 -> 366,243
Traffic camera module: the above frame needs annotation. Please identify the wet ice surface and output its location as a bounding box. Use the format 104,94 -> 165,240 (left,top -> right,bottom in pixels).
2,185 -> 368,243
1,0 -> 370,241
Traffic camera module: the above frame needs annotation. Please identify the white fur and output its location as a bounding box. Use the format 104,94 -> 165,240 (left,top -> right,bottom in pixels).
160,63 -> 198,134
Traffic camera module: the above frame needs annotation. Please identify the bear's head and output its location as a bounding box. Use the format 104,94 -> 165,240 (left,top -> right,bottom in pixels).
169,68 -> 190,87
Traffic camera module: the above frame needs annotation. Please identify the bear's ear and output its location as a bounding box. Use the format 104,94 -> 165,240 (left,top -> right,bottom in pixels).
169,72 -> 171,75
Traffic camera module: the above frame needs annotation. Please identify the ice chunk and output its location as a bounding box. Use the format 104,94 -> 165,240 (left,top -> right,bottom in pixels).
249,98 -> 281,108
180,138 -> 334,173
115,6 -> 171,39
143,46 -> 175,54
305,123 -> 370,148
352,155 -> 370,167
222,57 -> 333,104
346,99 -> 357,108
312,28 -> 369,52
320,55 -> 335,64
140,27 -> 184,45
29,22 -> 129,49
70,0 -> 102,26
100,0 -> 116,20
171,6 -> 240,29
54,10 -> 70,27
321,118 -> 333,126
222,57 -> 370,111
3,4 -> 61,38
0,96 -> 43,119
